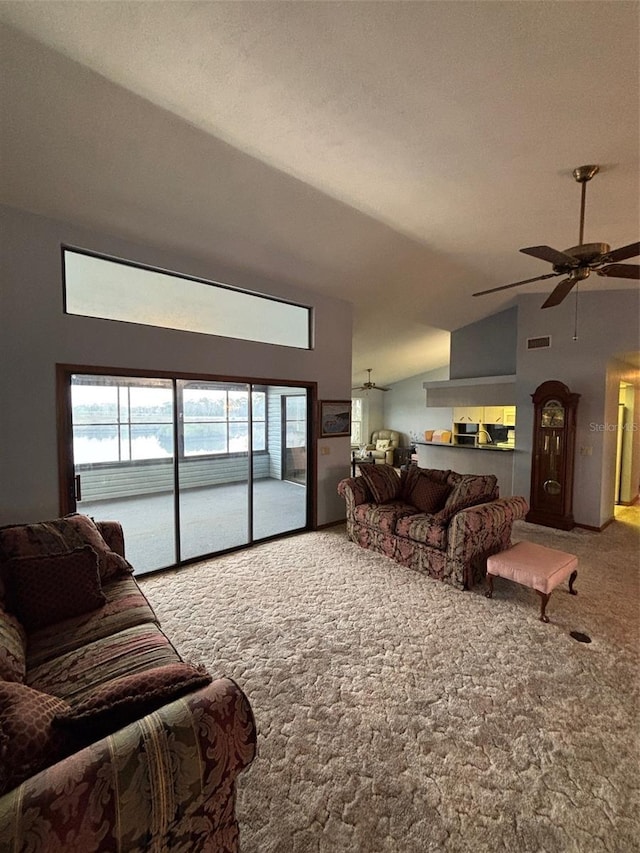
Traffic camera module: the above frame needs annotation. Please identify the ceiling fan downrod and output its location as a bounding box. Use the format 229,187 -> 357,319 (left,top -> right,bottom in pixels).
573,164 -> 599,246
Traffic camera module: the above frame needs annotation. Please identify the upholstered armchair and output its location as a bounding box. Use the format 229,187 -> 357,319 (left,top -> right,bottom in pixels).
366,429 -> 400,465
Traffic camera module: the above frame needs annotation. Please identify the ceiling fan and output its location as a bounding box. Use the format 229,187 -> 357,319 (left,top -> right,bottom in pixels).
473,165 -> 640,308
352,369 -> 390,392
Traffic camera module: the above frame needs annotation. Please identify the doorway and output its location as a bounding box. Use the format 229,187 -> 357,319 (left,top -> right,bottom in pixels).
59,369 -> 312,574
615,381 -> 636,505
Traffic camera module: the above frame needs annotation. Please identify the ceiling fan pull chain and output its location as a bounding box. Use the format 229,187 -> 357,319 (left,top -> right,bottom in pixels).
573,284 -> 579,341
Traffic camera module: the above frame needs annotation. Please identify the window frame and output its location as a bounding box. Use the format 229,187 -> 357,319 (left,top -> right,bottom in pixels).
62,245 -> 314,350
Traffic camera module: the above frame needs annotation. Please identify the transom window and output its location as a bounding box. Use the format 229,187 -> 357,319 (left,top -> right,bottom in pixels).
63,247 -> 312,349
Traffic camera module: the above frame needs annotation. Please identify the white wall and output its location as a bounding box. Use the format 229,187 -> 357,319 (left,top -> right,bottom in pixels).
0,205 -> 353,526
513,289 -> 640,528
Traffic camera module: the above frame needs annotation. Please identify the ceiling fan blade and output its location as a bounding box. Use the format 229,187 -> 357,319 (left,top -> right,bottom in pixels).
520,245 -> 578,267
541,277 -> 577,309
473,271 -> 560,297
597,263 -> 640,280
606,241 -> 640,263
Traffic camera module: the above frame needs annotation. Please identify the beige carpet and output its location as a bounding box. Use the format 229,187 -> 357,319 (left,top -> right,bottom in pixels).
139,506 -> 639,853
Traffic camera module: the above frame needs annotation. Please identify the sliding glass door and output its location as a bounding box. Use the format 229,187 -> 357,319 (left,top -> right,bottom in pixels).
70,376 -> 177,573
66,372 -> 310,574
178,381 -> 253,559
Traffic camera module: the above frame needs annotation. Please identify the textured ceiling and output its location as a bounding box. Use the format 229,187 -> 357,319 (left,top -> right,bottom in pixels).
1,1 -> 639,386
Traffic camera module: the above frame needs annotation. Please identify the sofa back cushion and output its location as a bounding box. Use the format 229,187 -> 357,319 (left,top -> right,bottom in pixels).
0,514 -> 133,583
0,682 -> 73,795
0,603 -> 27,682
401,466 -> 450,500
359,463 -> 401,503
439,474 -> 498,522
5,546 -> 106,631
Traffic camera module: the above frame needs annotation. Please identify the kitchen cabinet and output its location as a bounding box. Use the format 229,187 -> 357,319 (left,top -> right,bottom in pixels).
503,406 -> 516,426
476,406 -> 517,425
453,406 -> 483,423
482,406 -> 504,424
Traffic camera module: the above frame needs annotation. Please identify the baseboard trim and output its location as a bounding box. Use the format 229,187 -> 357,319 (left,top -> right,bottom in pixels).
617,494 -> 639,507
315,518 -> 346,530
575,517 -> 614,532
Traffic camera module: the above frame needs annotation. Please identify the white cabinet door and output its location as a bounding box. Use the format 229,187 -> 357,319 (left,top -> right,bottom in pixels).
453,406 -> 483,423
482,406 -> 504,424
503,406 -> 516,426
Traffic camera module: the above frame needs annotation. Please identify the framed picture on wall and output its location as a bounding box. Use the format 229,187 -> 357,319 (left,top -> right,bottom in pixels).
319,400 -> 352,438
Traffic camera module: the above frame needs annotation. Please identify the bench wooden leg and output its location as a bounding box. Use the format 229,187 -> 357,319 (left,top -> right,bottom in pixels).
536,591 -> 551,623
569,569 -> 578,595
485,573 -> 494,599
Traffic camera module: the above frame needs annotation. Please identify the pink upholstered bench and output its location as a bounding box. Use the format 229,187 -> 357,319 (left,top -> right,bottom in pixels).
485,541 -> 578,623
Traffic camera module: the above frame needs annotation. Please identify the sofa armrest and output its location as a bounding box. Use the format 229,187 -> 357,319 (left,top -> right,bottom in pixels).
95,519 -> 126,558
337,476 -> 373,514
0,677 -> 256,852
446,496 -> 529,587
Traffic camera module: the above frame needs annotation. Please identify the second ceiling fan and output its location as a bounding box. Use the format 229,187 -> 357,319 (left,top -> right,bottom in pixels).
352,369 -> 390,392
473,165 -> 639,308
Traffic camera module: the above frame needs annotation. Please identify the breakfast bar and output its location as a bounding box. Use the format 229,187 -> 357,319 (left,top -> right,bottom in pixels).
415,441 -> 516,497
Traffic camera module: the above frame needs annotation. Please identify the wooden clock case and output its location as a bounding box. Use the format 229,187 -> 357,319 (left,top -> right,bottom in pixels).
526,380 -> 580,530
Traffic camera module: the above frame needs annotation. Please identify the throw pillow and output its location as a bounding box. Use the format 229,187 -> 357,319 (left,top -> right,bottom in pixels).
0,514 -> 133,583
408,472 -> 451,515
6,546 -> 106,630
401,466 -> 450,502
359,463 -> 401,503
0,682 -> 73,795
375,439 -> 391,451
442,474 -> 498,513
54,662 -> 213,742
0,603 -> 27,681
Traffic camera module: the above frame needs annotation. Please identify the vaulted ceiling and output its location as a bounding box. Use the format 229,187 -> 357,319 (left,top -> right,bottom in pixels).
1,1 -> 638,386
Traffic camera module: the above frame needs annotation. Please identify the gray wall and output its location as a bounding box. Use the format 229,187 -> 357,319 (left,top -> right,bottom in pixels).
382,366 -> 451,446
450,307 -> 517,379
513,289 -> 640,528
0,205 -> 352,526
383,292 -> 639,528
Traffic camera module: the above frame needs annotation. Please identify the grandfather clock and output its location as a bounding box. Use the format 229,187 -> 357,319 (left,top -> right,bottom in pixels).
527,380 -> 580,530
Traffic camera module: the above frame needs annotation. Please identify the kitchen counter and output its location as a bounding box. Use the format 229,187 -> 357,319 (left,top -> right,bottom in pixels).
415,442 -> 517,496
416,442 -> 515,452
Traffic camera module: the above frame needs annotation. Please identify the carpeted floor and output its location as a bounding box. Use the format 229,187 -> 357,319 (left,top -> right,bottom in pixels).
139,506 -> 639,853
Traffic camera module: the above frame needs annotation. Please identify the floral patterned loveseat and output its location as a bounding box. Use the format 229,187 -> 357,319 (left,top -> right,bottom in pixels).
0,515 -> 256,852
338,465 -> 528,590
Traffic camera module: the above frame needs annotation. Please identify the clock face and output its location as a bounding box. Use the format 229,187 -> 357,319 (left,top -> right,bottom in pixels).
541,400 -> 565,428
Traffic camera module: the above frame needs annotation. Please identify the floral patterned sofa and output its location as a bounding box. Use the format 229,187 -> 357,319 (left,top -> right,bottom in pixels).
0,514 -> 256,852
338,465 -> 528,590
